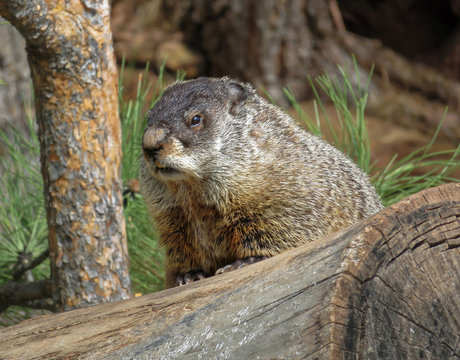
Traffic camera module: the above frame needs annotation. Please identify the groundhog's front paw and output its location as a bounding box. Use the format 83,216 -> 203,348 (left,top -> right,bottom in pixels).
215,256 -> 268,275
175,270 -> 206,286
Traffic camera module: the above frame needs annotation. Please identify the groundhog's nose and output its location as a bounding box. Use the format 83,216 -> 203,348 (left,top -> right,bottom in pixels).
142,127 -> 166,160
143,144 -> 163,161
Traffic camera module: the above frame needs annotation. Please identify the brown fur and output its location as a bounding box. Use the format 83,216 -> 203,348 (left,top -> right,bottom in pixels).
139,77 -> 383,288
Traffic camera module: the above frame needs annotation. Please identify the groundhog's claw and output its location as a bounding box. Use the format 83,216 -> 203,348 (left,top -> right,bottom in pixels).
176,270 -> 205,286
215,256 -> 268,275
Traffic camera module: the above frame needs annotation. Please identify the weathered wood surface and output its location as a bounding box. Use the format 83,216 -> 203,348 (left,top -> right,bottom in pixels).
0,183 -> 459,359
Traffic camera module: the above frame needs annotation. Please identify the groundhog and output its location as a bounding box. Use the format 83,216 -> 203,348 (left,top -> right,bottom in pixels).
139,77 -> 383,288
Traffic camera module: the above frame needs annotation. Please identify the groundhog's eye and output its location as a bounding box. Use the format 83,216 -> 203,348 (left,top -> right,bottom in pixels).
190,115 -> 202,128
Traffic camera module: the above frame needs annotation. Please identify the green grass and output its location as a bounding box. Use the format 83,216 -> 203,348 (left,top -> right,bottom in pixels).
286,59 -> 459,206
0,108 -> 50,326
0,118 -> 49,283
0,129 -> 48,275
0,62 -> 458,326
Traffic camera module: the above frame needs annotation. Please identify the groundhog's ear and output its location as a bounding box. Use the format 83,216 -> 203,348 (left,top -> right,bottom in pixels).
228,82 -> 249,115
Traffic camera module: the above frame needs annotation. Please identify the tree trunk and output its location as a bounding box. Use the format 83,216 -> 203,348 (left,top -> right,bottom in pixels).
0,183 -> 458,359
180,0 -> 333,104
0,0 -> 131,311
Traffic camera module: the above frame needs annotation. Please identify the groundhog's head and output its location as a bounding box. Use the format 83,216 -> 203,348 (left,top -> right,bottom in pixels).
141,77 -> 254,182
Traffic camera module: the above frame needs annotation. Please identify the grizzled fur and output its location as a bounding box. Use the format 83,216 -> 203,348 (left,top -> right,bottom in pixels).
139,77 -> 383,288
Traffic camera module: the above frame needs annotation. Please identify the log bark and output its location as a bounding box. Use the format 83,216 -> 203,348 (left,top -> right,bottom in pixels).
0,0 -> 131,311
0,183 -> 459,359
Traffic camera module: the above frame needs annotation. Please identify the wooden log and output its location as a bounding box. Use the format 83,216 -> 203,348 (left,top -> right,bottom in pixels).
0,183 -> 459,359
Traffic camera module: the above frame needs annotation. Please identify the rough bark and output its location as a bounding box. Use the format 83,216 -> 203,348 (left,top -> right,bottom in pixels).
0,0 -> 131,311
0,183 -> 458,359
